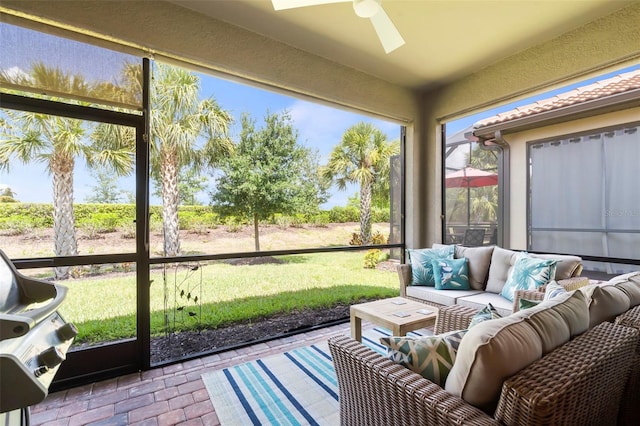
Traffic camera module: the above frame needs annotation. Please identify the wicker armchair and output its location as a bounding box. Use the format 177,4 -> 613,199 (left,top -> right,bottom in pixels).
329,308 -> 638,426
614,305 -> 640,426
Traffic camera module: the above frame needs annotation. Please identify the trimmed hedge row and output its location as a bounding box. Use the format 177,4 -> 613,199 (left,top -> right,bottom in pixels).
0,203 -> 390,231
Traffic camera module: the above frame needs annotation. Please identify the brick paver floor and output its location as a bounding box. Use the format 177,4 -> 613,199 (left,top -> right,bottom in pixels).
30,321 -> 361,426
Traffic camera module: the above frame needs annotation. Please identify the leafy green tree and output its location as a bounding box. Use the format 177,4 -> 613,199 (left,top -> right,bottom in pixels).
0,184 -> 17,203
212,111 -> 327,251
323,122 -> 399,244
0,63 -> 135,278
85,168 -> 132,204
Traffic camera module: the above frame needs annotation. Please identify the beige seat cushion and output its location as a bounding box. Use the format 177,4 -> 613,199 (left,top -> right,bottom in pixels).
433,244 -> 494,290
405,286 -> 482,306
445,290 -> 588,411
455,292 -> 513,317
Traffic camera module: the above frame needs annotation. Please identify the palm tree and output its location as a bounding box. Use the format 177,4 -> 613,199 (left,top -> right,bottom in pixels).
149,63 -> 233,256
0,63 -> 136,279
323,122 -> 399,244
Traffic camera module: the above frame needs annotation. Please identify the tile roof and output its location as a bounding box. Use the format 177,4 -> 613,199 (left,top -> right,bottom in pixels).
474,69 -> 640,129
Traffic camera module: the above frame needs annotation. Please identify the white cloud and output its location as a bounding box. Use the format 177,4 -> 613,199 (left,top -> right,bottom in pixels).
1,66 -> 32,83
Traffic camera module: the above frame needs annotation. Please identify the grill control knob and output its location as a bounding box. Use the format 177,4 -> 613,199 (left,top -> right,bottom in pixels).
34,366 -> 49,377
57,322 -> 78,341
38,346 -> 65,369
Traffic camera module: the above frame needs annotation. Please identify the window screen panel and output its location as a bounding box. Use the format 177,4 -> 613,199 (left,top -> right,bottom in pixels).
0,22 -> 142,110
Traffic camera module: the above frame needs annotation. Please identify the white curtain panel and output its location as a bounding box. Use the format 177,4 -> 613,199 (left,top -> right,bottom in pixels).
529,124 -> 640,273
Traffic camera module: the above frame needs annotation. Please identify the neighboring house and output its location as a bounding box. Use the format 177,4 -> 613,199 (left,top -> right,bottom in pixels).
470,69 -> 640,275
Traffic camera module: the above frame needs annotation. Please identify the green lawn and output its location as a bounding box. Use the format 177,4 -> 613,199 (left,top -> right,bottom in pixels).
59,251 -> 399,344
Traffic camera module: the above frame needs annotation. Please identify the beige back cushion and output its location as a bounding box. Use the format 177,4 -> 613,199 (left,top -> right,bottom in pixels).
445,316 -> 542,412
485,247 -> 519,293
445,290 -> 588,411
455,245 -> 494,290
581,284 -> 631,328
433,244 -> 494,290
485,248 -> 583,294
511,290 -> 589,353
609,272 -> 640,307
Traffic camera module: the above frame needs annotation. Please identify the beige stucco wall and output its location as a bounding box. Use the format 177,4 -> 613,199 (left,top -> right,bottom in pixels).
503,107 -> 640,250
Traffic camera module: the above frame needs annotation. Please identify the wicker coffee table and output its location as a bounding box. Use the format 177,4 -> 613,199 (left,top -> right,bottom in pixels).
350,296 -> 438,341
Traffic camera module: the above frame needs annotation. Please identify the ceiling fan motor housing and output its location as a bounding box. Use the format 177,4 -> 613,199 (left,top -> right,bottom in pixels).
353,0 -> 381,18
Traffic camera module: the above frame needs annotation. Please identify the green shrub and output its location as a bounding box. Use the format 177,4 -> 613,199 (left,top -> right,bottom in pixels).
273,214 -> 292,229
91,213 -> 121,232
371,231 -> 388,245
224,216 -> 244,233
77,213 -> 121,235
327,206 -> 359,223
349,232 -> 361,245
371,207 -> 390,222
0,214 -> 49,235
0,203 -> 53,227
309,212 -> 330,227
364,249 -> 383,269
290,213 -> 307,228
178,211 -> 198,230
120,222 -> 136,239
0,218 -> 31,235
349,230 -> 388,246
78,221 -> 104,240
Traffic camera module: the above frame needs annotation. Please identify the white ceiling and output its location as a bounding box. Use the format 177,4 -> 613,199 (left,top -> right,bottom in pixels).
167,0 -> 632,90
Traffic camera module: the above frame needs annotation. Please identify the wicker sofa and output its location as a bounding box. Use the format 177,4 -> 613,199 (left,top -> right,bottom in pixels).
329,272 -> 640,425
329,306 -> 638,425
398,245 -> 586,316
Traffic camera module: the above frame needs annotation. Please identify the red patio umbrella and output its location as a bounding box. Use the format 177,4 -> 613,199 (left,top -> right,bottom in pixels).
445,167 -> 498,234
445,167 -> 498,188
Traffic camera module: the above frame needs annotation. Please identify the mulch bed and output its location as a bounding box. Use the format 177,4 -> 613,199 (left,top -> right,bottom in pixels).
150,300 -> 364,364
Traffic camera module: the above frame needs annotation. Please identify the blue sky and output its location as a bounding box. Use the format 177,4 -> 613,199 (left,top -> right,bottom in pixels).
1,22 -> 638,207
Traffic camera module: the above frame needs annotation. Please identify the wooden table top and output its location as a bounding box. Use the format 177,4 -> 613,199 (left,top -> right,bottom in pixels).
350,297 -> 438,326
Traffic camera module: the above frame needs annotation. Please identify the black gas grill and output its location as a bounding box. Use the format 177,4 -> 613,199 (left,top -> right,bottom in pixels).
0,250 -> 76,425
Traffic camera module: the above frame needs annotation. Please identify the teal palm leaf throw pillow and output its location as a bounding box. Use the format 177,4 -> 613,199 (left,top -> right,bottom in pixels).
380,329 -> 467,386
468,303 -> 502,328
431,258 -> 470,290
500,253 -> 558,302
407,246 -> 455,286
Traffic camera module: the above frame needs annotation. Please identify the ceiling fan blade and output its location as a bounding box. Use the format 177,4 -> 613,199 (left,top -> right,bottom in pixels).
370,7 -> 405,53
272,0 -> 350,11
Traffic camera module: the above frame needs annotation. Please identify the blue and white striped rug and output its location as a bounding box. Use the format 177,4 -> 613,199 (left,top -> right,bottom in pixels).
202,328 -> 428,426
